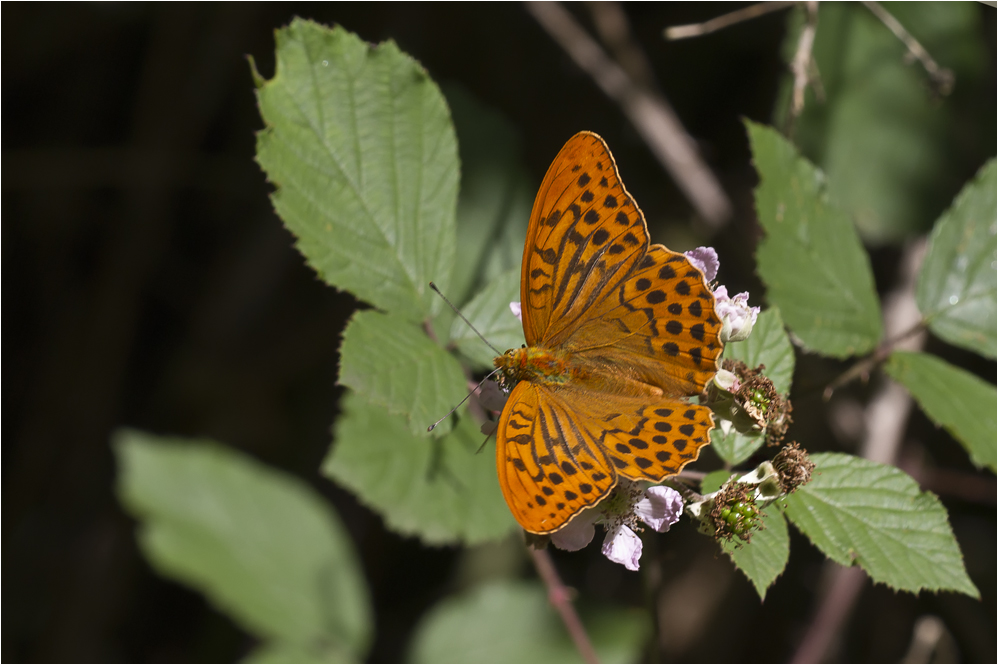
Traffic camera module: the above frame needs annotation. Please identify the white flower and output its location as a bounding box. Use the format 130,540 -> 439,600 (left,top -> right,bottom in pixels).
685,246 -> 719,282
714,285 -> 760,343
550,511 -> 597,551
602,524 -> 642,571
633,485 -> 683,532
550,483 -> 684,571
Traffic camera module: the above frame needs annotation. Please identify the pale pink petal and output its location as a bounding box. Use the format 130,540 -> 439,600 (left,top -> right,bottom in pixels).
685,247 -> 719,282
509,301 -> 522,322
714,285 -> 760,343
635,486 -> 684,532
601,525 -> 642,571
551,512 -> 597,551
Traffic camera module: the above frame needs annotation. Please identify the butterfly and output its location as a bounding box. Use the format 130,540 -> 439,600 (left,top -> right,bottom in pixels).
493,132 -> 723,535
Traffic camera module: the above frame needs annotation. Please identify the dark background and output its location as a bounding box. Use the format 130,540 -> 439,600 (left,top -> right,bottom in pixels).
4,3 -> 995,662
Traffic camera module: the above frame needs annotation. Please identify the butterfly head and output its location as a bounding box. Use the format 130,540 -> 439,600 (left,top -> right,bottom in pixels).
493,348 -> 525,391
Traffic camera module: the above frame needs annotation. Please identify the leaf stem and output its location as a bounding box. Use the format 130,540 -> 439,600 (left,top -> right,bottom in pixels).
530,547 -> 600,664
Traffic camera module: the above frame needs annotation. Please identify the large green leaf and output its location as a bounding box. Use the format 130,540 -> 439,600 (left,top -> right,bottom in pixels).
245,642 -> 351,664
778,3 -> 990,245
323,392 -> 517,545
408,582 -> 649,663
451,268 -> 524,369
255,19 -> 458,321
338,310 -> 467,437
748,122 -> 883,358
916,159 -> 997,359
885,351 -> 997,472
723,307 -> 795,395
722,508 -> 790,602
114,431 -> 372,658
784,453 -> 978,597
447,87 -> 532,306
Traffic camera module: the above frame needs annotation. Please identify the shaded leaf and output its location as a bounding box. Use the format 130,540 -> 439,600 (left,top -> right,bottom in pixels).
323,393 -> 516,545
409,582 -> 649,663
723,307 -> 795,395
447,87 -> 532,305
701,469 -> 735,494
722,507 -> 790,601
338,310 -> 467,437
748,121 -> 883,358
255,19 -> 458,321
711,427 -> 765,468
916,159 -> 997,359
115,431 -> 372,656
885,351 -> 996,472
451,268 -> 524,369
244,642 -> 351,664
784,453 -> 978,597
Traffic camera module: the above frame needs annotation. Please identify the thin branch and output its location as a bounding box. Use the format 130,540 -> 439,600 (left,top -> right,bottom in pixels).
794,239 -> 927,662
664,1 -> 794,40
862,0 -> 955,95
823,239 -> 929,400
589,2 -> 657,91
823,320 -> 929,400
530,547 -> 600,664
791,565 -> 867,663
788,2 -> 819,132
527,1 -> 732,227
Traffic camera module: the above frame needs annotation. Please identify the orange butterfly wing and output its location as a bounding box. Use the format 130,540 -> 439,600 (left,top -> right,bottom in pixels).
497,132 -> 723,534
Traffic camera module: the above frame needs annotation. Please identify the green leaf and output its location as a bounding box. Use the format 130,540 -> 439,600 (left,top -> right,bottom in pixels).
722,508 -> 790,601
447,87 -> 532,305
885,351 -> 997,472
451,269 -> 524,369
784,453 -> 978,597
114,430 -> 372,657
338,310 -> 467,437
710,427 -> 765,468
701,469 -> 734,494
723,307 -> 795,395
916,159 -> 997,359
408,582 -> 649,663
748,121 -> 883,358
777,3 -> 990,245
255,19 -> 458,321
323,393 -> 517,545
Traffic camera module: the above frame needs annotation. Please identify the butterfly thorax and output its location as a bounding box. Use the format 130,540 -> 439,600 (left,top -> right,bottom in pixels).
494,346 -> 578,389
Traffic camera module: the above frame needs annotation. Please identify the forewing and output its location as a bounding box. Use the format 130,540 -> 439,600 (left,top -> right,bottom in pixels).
569,245 -> 723,396
496,382 -> 617,534
520,132 -> 650,347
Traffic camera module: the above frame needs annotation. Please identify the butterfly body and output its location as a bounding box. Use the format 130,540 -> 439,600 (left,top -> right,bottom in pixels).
495,347 -> 576,388
494,132 -> 723,535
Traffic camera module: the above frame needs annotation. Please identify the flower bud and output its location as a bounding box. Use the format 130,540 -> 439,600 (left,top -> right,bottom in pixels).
714,286 -> 759,343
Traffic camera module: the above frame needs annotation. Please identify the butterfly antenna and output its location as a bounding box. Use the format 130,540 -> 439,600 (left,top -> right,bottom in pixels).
429,282 -> 504,356
427,368 -> 503,432
476,431 -> 493,454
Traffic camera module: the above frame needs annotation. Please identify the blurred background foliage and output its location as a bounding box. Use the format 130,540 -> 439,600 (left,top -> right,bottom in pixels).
4,3 -> 994,662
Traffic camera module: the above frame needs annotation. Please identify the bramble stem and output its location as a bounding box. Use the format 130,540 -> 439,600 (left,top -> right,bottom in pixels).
530,547 -> 600,664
